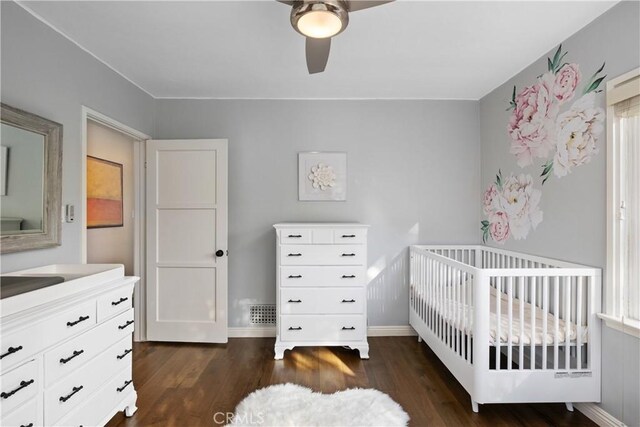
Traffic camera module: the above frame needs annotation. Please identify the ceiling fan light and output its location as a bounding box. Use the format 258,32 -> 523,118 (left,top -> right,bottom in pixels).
297,10 -> 342,38
291,1 -> 349,39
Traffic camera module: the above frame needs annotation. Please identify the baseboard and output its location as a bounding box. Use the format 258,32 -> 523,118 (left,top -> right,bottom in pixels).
367,325 -> 417,336
575,403 -> 625,427
228,325 -> 417,338
229,327 -> 276,338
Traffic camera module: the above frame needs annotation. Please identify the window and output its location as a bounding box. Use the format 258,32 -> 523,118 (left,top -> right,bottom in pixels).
604,68 -> 640,335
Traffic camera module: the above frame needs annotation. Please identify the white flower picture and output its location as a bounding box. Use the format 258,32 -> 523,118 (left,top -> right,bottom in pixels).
298,152 -> 346,201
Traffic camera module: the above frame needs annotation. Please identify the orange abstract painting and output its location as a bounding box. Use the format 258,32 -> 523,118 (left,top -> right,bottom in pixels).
87,156 -> 123,228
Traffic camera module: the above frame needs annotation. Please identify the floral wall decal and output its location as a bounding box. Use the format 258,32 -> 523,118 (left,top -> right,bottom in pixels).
308,163 -> 336,190
481,171 -> 543,244
482,45 -> 606,244
507,45 -> 606,184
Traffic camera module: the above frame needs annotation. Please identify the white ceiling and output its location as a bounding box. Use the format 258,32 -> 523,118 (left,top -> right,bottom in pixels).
18,1 -> 617,99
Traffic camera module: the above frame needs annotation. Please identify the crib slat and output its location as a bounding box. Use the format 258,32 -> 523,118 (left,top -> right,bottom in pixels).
542,276 -> 549,370
507,276 -> 513,370
577,276 -> 583,369
519,276 -> 525,369
496,276 -> 502,371
565,276 -> 571,370
530,276 -> 536,370
554,276 -> 560,370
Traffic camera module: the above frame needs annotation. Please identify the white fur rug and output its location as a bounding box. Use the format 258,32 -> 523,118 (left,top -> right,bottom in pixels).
227,383 -> 409,427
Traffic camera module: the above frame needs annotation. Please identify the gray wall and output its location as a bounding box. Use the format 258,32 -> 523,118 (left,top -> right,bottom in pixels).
0,1 -> 155,272
1,123 -> 44,230
479,2 -> 640,425
155,99 -> 481,327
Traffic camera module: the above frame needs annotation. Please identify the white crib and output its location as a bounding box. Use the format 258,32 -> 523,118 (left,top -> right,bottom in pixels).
409,245 -> 601,412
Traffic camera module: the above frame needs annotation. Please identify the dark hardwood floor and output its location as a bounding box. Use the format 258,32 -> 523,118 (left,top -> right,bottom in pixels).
106,337 -> 595,427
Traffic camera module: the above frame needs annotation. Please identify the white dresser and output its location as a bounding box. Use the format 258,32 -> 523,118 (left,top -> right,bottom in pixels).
0,264 -> 138,427
274,223 -> 369,360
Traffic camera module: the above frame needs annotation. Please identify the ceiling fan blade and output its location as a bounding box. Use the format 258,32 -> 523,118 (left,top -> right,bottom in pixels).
347,0 -> 394,12
276,0 -> 295,5
306,37 -> 331,74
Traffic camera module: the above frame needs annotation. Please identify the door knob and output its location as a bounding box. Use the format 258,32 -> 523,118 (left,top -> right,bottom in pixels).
216,250 -> 225,257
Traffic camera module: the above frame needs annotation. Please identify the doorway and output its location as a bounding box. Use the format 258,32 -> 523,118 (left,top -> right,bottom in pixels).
82,107 -> 150,341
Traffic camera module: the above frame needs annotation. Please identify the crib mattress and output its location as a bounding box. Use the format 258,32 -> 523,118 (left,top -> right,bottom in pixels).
411,286 -> 589,346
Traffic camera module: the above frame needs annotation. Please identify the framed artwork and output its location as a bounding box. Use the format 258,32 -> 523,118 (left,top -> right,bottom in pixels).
87,156 -> 123,228
298,152 -> 347,201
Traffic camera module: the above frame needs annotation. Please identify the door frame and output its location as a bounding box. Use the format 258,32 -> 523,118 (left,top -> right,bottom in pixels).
81,106 -> 150,341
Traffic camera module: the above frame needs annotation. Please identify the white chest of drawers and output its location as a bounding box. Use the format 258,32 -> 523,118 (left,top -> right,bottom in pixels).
274,223 -> 369,360
0,264 -> 138,427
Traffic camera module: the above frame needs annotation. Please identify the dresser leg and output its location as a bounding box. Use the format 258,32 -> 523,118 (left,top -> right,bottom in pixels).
355,344 -> 369,359
274,343 -> 293,360
124,391 -> 138,417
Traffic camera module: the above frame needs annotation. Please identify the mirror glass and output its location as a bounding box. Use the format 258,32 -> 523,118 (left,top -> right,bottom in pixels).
0,122 -> 45,235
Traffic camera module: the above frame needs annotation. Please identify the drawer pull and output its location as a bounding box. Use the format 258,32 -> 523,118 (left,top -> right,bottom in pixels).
1,379 -> 34,399
341,275 -> 356,279
59,385 -> 83,403
288,326 -> 302,331
0,345 -> 23,360
288,234 -> 302,238
117,379 -> 133,393
287,253 -> 302,257
287,299 -> 302,303
118,320 -> 135,330
288,275 -> 303,279
20,423 -> 34,427
342,234 -> 356,238
60,349 -> 84,364
111,297 -> 129,306
117,348 -> 133,360
341,253 -> 356,257
67,315 -> 90,327
341,299 -> 356,303
342,326 -> 356,330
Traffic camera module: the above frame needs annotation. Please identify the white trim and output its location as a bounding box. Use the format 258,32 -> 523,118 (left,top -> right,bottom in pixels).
15,2 -> 156,99
228,325 -> 417,338
81,106 -> 151,342
155,97 -> 479,101
605,67 -> 640,320
575,402 -> 626,427
598,313 -> 640,338
366,325 -> 417,337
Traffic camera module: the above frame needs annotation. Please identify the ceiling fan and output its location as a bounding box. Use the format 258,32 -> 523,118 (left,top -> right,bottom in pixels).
277,0 -> 394,74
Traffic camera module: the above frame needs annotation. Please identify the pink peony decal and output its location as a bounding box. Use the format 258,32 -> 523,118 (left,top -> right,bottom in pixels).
507,76 -> 558,168
481,171 -> 543,244
553,64 -> 581,104
505,45 -> 606,185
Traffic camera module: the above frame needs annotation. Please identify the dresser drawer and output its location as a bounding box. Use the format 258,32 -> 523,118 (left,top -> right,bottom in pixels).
44,309 -> 134,387
57,366 -> 132,427
280,245 -> 365,266
281,288 -> 364,315
97,284 -> 134,322
1,397 -> 38,427
46,301 -> 97,349
281,315 -> 365,342
0,325 -> 45,374
280,266 -> 365,287
279,229 -> 312,244
44,334 -> 133,425
333,229 -> 366,244
0,360 -> 39,415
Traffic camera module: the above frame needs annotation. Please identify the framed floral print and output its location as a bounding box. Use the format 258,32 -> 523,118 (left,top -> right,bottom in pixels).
298,152 -> 347,201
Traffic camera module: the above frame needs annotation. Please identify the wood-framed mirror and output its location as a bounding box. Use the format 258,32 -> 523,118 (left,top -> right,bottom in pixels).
1,103 -> 63,253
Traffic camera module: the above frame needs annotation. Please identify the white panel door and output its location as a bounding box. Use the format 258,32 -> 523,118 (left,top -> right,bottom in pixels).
146,139 -> 228,343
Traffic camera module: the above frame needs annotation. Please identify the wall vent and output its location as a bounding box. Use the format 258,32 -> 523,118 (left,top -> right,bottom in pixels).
249,304 -> 276,325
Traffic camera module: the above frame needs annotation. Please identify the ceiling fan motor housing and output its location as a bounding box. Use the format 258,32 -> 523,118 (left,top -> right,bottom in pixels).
290,0 -> 350,38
